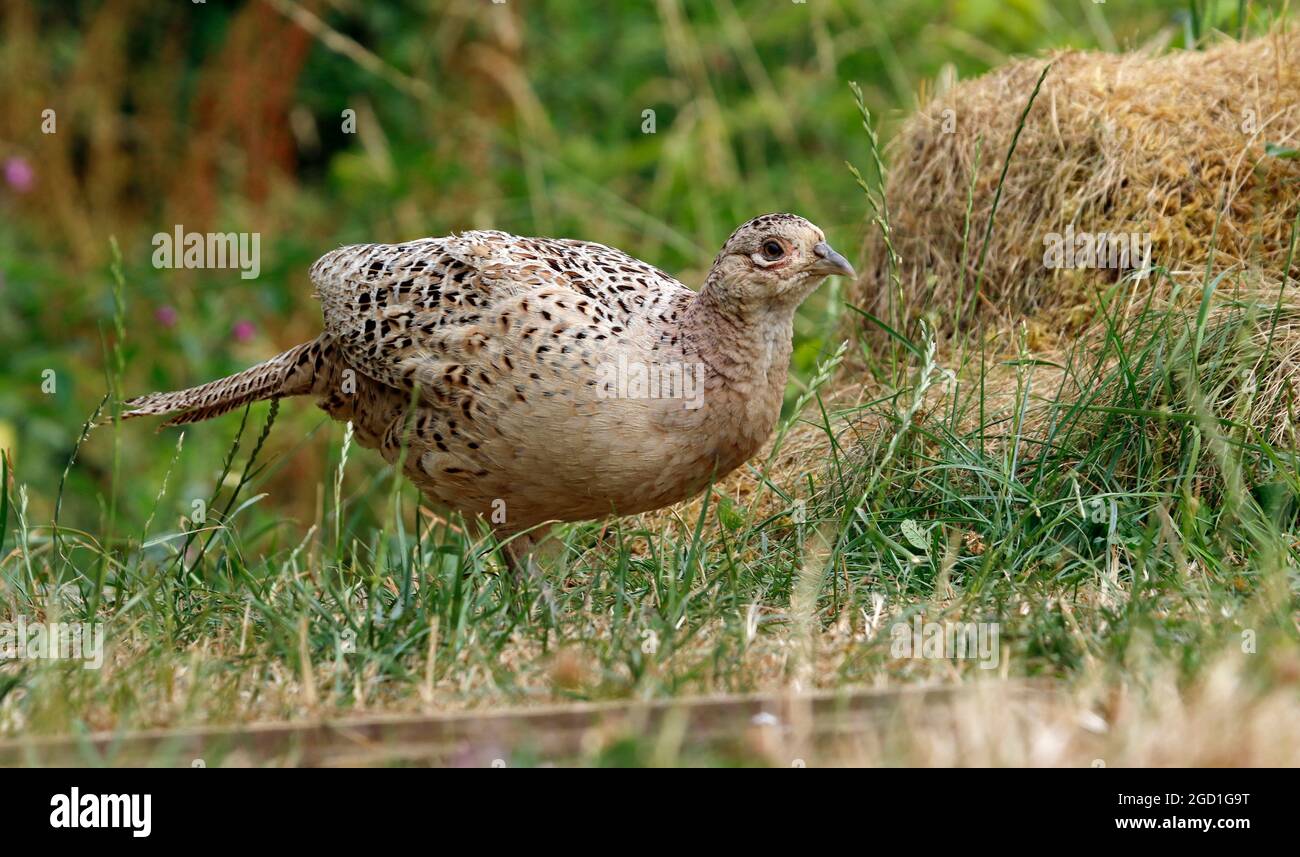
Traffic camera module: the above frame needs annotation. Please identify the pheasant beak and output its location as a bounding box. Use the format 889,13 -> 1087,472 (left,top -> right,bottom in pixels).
811,242 -> 856,278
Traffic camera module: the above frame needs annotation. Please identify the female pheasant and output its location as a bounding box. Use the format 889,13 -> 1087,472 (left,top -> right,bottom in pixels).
124,214 -> 854,565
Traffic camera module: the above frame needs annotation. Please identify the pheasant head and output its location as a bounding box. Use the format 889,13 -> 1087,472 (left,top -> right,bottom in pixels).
701,213 -> 855,312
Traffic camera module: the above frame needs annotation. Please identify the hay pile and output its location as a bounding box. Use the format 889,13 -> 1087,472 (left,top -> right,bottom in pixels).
852,31 -> 1300,344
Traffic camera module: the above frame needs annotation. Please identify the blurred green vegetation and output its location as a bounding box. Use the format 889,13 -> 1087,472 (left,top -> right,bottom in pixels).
0,0 -> 1256,529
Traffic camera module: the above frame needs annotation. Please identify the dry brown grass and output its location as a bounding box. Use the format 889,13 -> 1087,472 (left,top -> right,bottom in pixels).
820,650 -> 1300,767
8,643 -> 1298,766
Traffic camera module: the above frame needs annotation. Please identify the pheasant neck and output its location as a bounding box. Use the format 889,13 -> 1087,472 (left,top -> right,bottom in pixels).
685,279 -> 795,390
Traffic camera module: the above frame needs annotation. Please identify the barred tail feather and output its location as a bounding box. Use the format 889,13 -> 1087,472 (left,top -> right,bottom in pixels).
123,338 -> 327,427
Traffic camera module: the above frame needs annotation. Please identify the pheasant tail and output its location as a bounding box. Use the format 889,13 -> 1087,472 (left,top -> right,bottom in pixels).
122,337 -> 332,427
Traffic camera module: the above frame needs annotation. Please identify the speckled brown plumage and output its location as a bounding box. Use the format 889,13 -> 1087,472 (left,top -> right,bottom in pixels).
124,213 -> 854,549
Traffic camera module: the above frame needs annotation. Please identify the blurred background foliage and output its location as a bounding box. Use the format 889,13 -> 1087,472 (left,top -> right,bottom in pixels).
0,0 -> 1251,532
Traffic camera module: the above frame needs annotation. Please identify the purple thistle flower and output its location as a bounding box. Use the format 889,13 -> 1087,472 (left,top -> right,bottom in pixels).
232,320 -> 256,342
3,158 -> 34,194
155,306 -> 178,327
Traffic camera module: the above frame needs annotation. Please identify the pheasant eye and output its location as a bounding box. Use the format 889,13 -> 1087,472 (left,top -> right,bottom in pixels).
760,240 -> 784,261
